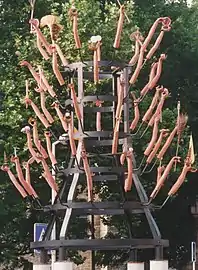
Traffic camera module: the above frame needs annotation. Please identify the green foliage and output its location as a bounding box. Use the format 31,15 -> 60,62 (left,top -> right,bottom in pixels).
0,0 -> 198,269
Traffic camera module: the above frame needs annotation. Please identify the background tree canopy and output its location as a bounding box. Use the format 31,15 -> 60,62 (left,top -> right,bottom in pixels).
0,0 -> 198,269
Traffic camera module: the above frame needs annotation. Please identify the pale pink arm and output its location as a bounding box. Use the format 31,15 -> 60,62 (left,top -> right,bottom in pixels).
146,31 -> 165,60
124,149 -> 133,192
21,126 -> 41,163
41,159 -> 58,192
24,97 -> 50,129
1,165 -> 28,198
115,75 -> 124,119
36,34 -> 50,60
40,91 -> 54,124
11,156 -> 38,198
29,119 -> 48,158
52,102 -> 68,132
130,94 -> 140,131
168,165 -> 194,196
113,5 -> 125,49
39,68 -> 57,97
67,118 -> 77,156
120,152 -> 127,165
44,131 -> 58,166
68,83 -> 82,120
55,44 -> 69,66
95,100 -> 102,131
150,156 -> 180,199
129,40 -> 140,65
142,86 -> 162,123
93,49 -> 99,84
148,88 -> 169,127
142,17 -> 164,51
144,118 -> 159,156
157,126 -> 178,160
20,61 -> 47,91
30,19 -> 52,55
157,165 -> 165,183
51,45 -> 65,86
129,49 -> 144,85
149,62 -> 158,83
146,129 -> 169,164
140,63 -> 158,97
148,54 -> 166,90
73,13 -> 82,49
81,147 -> 93,201
24,157 -> 35,185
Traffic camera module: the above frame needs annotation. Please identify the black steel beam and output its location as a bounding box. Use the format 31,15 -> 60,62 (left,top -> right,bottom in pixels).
31,238 -> 169,251
43,201 -> 156,214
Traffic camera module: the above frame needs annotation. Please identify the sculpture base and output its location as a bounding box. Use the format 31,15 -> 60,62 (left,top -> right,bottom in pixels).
33,265 -> 51,270
150,260 -> 168,270
54,261 -> 73,270
127,262 -> 144,270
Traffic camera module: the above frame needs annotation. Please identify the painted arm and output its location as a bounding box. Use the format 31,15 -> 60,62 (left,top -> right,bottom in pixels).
148,54 -> 166,90
23,157 -> 34,185
51,45 -> 65,86
65,112 -> 77,156
141,17 -> 169,51
115,74 -> 125,119
150,156 -> 181,200
157,165 -> 165,183
39,91 -> 54,124
21,126 -> 41,163
130,93 -> 140,131
113,5 -> 125,49
144,117 -> 159,156
68,83 -> 82,120
41,159 -> 58,192
1,165 -> 28,198
38,66 -> 57,97
146,23 -> 171,60
129,31 -> 143,65
44,131 -> 57,166
36,34 -> 50,60
11,156 -> 38,198
24,97 -> 50,129
124,149 -> 133,192
95,100 -> 103,131
149,62 -> 158,83
120,151 -> 127,165
148,88 -> 169,127
142,86 -> 163,123
29,19 -> 52,55
55,44 -> 69,66
146,129 -> 169,164
112,104 -> 123,154
28,118 -> 48,158
129,49 -> 144,85
140,62 -> 158,97
93,47 -> 99,84
157,126 -> 178,160
69,6 -> 82,49
168,164 -> 196,196
51,101 -> 68,132
81,145 -> 93,201
20,61 -> 47,91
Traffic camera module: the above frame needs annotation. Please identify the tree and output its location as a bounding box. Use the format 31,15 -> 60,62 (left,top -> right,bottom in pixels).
0,0 -> 197,269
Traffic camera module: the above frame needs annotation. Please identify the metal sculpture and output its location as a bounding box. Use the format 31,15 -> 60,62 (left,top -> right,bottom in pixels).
1,1 -> 197,269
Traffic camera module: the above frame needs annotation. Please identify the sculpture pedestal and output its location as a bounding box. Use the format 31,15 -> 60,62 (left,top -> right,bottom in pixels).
33,265 -> 51,270
150,260 -> 168,270
127,262 -> 144,270
54,261 -> 73,270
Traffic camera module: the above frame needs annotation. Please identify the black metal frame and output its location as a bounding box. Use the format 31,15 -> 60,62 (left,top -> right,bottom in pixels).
30,61 -> 168,262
